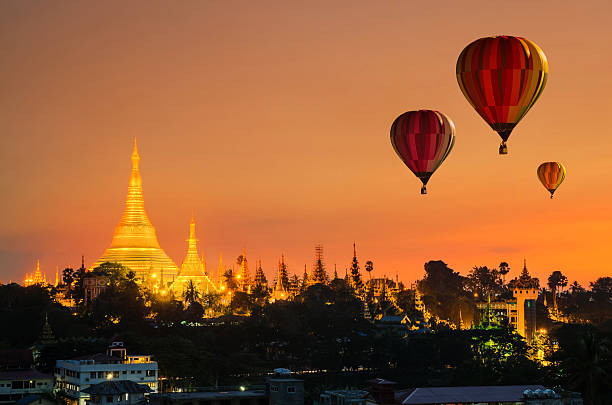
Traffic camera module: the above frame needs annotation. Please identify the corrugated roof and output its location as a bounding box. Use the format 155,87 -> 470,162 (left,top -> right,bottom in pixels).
401,385 -> 546,404
82,381 -> 153,395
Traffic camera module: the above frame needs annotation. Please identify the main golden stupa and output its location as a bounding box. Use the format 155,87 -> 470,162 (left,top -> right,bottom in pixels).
90,139 -> 179,282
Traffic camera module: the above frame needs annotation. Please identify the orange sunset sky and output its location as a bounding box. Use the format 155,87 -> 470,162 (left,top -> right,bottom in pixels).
1,1 -> 611,286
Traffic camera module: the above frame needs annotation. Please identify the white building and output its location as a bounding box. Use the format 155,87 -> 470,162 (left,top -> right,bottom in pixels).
54,342 -> 158,405
0,369 -> 53,404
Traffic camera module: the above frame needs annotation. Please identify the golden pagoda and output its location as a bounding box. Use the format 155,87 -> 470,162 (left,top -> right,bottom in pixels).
25,260 -> 46,286
90,139 -> 179,282
170,214 -> 217,298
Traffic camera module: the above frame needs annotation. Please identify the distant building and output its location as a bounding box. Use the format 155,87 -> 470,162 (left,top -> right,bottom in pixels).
54,342 -> 158,405
24,261 -> 47,287
170,215 -> 217,299
83,380 -> 152,405
0,350 -> 53,404
475,260 -> 539,341
148,369 -> 303,405
266,368 -> 303,405
83,273 -> 109,304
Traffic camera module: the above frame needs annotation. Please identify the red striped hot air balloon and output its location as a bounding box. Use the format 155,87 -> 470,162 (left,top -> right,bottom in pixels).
390,110 -> 455,194
537,162 -> 566,198
457,36 -> 549,154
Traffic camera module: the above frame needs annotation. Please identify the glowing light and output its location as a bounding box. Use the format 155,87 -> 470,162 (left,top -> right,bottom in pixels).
161,290 -> 167,295
89,140 -> 179,280
152,273 -> 157,279
107,373 -> 113,380
239,386 -> 245,392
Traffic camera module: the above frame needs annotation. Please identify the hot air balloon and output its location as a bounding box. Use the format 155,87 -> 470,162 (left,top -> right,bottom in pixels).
456,36 -> 548,154
537,162 -> 566,198
390,110 -> 455,194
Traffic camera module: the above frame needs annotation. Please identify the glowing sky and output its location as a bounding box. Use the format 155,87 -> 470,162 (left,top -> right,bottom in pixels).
1,1 -> 611,286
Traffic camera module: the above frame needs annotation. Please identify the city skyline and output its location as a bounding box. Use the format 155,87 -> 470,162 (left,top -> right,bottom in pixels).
2,1 -> 611,285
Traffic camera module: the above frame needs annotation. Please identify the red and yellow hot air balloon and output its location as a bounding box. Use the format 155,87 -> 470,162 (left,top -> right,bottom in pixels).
537,162 -> 566,198
390,110 -> 455,194
457,36 -> 548,154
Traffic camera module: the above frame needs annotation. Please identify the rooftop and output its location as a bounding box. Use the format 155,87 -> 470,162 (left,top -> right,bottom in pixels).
149,391 -> 266,400
0,369 -> 53,380
399,385 -> 546,404
83,381 -> 153,395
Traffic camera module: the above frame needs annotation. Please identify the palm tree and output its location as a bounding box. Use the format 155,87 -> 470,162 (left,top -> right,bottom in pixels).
498,262 -> 510,284
365,261 -> 374,280
183,280 -> 200,304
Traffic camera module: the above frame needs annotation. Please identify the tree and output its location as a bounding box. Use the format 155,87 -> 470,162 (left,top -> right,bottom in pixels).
551,325 -> 612,405
223,269 -> 238,291
570,281 -> 585,295
466,266 -> 503,298
548,270 -> 568,295
365,261 -> 374,280
590,277 -> 612,297
498,262 -> 510,283
183,280 -> 200,305
62,267 -> 74,296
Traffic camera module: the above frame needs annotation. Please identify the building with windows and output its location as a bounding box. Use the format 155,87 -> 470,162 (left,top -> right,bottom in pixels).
148,369 -> 302,405
83,380 -> 152,405
54,342 -> 158,405
0,350 -> 52,404
265,369 -> 303,405
474,261 -> 540,342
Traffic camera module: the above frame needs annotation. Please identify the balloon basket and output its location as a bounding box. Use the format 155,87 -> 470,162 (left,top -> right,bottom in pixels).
420,186 -> 427,195
498,142 -> 508,155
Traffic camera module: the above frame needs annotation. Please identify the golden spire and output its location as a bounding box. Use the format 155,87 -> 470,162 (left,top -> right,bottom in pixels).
178,214 -> 205,277
90,140 -> 179,280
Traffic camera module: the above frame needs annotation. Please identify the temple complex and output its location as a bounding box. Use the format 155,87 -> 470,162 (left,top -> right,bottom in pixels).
24,260 -> 46,286
90,140 -> 179,282
170,215 -> 217,297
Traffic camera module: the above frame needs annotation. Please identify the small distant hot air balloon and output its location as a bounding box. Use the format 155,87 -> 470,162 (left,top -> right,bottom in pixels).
390,110 -> 455,194
457,36 -> 549,154
537,162 -> 566,198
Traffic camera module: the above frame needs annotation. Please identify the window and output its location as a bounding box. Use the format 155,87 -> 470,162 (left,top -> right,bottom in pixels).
113,372 -> 119,378
287,386 -> 296,393
91,372 -> 96,379
146,370 -> 156,377
98,372 -> 104,378
270,385 -> 279,392
122,371 -> 127,375
130,371 -> 136,374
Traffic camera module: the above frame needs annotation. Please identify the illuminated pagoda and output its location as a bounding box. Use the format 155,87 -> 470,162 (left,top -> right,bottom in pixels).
90,139 -> 179,282
271,255 -> 289,301
238,248 -> 252,293
170,214 -> 217,298
24,260 -> 46,286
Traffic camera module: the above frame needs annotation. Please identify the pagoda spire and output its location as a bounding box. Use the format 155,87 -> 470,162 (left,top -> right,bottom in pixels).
90,140 -> 179,281
178,214 -> 205,277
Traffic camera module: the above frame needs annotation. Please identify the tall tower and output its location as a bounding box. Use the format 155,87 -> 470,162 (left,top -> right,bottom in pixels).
512,260 -> 539,342
171,214 -> 216,298
349,242 -> 363,291
238,248 -> 251,293
90,139 -> 179,281
312,244 -> 328,284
